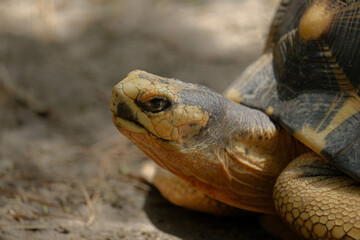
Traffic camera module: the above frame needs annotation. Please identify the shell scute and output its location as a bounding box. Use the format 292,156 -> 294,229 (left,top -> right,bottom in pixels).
229,0 -> 360,180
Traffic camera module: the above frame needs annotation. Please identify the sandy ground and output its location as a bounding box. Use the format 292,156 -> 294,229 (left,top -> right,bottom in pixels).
0,1 -> 281,239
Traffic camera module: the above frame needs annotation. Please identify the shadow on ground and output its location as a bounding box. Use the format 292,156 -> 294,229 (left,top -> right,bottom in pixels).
144,186 -> 277,240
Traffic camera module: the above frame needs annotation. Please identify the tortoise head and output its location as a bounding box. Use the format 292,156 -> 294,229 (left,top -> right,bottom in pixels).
111,70 -> 222,146
111,70 -> 298,213
111,71 -> 227,169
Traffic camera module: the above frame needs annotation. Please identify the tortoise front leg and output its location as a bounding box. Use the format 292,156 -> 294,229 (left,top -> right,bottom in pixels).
274,153 -> 360,239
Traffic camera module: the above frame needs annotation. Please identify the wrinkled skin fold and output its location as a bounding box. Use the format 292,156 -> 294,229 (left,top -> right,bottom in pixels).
111,70 -> 360,239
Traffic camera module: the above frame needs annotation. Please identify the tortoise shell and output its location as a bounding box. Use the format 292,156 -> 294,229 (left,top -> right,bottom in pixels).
225,0 -> 360,180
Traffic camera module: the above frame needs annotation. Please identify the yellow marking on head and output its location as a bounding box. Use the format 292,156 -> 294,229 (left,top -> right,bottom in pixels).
175,107 -> 209,144
119,71 -> 211,143
113,116 -> 148,134
122,81 -> 141,99
184,105 -> 207,123
122,70 -> 152,89
114,70 -> 212,143
171,128 -> 179,140
154,119 -> 174,140
299,0 -> 336,41
113,71 -> 177,138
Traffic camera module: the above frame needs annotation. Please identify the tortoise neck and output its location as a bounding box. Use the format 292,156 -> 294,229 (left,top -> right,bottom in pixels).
192,100 -> 309,213
221,100 -> 309,175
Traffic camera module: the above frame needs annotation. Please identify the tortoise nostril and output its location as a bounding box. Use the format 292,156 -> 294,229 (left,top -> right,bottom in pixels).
116,101 -> 137,122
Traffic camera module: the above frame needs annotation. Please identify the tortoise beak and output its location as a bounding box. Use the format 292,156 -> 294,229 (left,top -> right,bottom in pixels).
115,100 -> 137,123
110,82 -> 148,134
111,82 -> 133,120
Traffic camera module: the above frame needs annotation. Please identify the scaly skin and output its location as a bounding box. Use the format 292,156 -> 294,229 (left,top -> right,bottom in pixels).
111,70 -> 307,214
110,0 -> 360,238
111,71 -> 360,239
274,153 -> 360,240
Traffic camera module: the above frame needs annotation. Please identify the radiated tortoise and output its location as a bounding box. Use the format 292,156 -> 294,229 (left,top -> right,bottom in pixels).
110,0 -> 360,239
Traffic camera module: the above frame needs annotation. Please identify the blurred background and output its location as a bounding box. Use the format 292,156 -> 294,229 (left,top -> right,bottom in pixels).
0,0 -> 280,239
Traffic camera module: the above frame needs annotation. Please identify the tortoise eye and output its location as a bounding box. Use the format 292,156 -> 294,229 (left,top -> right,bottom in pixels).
139,96 -> 171,113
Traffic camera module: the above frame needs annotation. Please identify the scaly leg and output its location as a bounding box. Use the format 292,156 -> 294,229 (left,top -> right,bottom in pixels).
274,153 -> 360,239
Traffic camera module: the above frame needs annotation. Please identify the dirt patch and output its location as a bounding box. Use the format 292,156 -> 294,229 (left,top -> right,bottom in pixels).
0,1 -> 280,239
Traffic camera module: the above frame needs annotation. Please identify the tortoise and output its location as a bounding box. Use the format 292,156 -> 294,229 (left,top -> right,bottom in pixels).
110,0 -> 360,239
